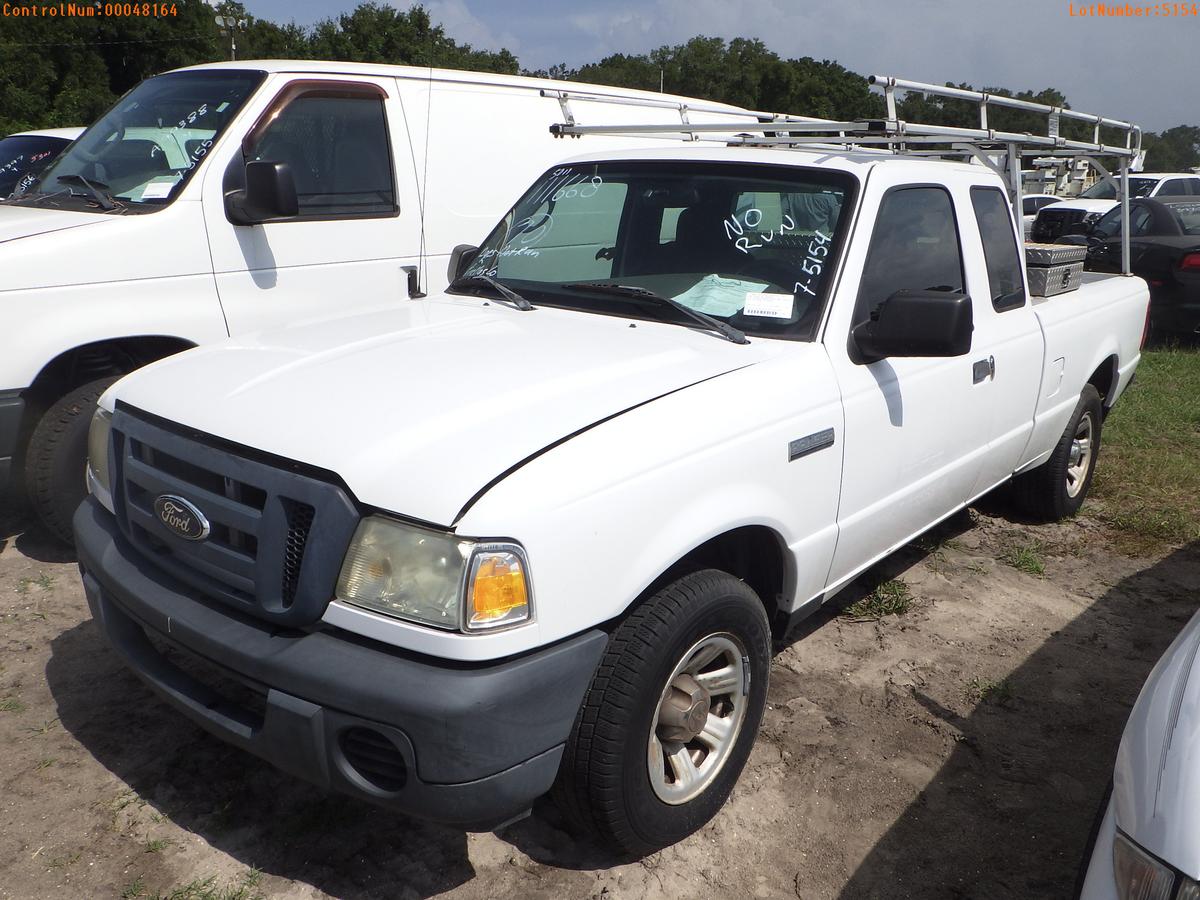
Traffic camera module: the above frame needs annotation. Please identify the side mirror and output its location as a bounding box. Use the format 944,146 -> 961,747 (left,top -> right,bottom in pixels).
851,289 -> 973,364
448,243 -> 480,281
226,160 -> 299,225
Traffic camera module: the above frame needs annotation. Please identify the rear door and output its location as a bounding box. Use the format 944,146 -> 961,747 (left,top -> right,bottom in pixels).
821,168 -> 992,590
202,75 -> 422,335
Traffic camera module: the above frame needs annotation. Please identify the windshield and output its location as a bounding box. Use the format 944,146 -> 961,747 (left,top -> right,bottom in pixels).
1080,177 -> 1156,200
0,135 -> 73,197
5,70 -> 264,214
458,161 -> 857,341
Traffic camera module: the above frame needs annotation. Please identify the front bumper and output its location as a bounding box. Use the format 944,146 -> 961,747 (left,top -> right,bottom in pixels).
0,391 -> 25,492
74,497 -> 608,829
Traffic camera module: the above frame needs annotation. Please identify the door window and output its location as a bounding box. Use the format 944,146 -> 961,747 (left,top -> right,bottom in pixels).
1157,179 -> 1189,197
855,186 -> 965,325
971,187 -> 1026,312
246,83 -> 396,219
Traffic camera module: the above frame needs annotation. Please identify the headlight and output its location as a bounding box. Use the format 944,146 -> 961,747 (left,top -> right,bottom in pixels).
335,516 -> 532,632
1179,877 -> 1200,900
1113,832 -> 1175,900
86,407 -> 114,513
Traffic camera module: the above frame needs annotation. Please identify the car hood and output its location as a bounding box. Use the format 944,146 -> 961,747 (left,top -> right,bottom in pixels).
1045,199 -> 1116,214
1113,606 -> 1200,878
110,296 -> 774,526
0,203 -> 110,244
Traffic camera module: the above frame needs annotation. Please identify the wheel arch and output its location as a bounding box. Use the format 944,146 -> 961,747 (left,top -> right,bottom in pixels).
1086,353 -> 1119,413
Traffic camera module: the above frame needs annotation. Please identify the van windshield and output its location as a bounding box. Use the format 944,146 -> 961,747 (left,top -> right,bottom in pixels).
455,161 -> 857,341
5,69 -> 264,214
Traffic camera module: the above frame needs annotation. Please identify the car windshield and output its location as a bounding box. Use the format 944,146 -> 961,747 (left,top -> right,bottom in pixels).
1172,203 -> 1200,235
1080,177 -> 1156,200
5,69 -> 263,213
457,161 -> 857,341
0,134 -> 73,197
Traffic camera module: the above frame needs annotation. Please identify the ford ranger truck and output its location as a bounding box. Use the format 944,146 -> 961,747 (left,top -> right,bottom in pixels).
74,147 -> 1150,855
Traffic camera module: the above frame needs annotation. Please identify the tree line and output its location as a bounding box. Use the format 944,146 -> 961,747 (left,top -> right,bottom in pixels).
1,0 -> 1196,171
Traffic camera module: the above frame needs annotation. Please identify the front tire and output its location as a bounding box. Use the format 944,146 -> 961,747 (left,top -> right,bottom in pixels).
24,377 -> 117,546
1013,384 -> 1103,522
552,569 -> 771,856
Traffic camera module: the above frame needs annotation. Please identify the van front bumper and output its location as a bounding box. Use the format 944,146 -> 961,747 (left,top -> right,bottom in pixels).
74,497 -> 607,830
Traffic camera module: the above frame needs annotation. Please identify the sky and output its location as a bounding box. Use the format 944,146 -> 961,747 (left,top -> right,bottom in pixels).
238,0 -> 1199,133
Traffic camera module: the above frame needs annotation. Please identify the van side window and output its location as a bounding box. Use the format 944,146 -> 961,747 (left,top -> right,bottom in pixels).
1158,179 -> 1189,197
854,186 -> 964,324
248,85 -> 396,219
970,187 -> 1026,312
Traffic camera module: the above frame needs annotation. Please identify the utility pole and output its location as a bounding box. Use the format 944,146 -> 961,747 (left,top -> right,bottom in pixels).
214,14 -> 246,61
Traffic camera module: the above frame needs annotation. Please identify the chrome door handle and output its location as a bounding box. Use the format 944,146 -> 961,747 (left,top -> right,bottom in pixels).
972,356 -> 995,384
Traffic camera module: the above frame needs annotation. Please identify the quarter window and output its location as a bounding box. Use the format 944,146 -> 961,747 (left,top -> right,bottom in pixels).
246,84 -> 396,219
971,187 -> 1026,312
855,186 -> 965,324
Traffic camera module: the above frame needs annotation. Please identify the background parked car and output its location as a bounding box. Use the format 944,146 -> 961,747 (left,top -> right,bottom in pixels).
1058,197 -> 1200,340
1031,173 -> 1200,242
0,127 -> 83,198
1022,193 -> 1063,238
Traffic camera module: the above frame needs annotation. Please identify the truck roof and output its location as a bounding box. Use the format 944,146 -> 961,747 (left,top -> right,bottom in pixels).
170,59 -> 749,114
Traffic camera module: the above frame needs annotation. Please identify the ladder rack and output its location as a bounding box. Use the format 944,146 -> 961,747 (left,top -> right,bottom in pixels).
546,76 -> 1144,275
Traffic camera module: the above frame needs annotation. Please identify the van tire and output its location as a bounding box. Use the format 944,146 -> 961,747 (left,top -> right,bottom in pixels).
25,377 -> 117,546
1013,384 -> 1103,522
551,569 -> 770,856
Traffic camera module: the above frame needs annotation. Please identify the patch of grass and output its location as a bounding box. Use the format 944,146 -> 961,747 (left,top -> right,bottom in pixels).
0,697 -> 25,713
1093,347 -> 1200,550
1001,542 -> 1046,577
25,717 -> 58,736
151,870 -> 264,900
121,876 -> 147,899
143,838 -> 172,854
35,573 -> 54,590
966,677 -> 1015,707
842,579 -> 913,621
46,851 -> 81,869
35,757 -> 56,770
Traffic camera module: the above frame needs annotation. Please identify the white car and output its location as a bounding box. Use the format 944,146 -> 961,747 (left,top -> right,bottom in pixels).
0,126 -> 84,197
75,139 -> 1149,854
1031,173 -> 1200,241
1079,607 -> 1200,899
0,60 -> 754,543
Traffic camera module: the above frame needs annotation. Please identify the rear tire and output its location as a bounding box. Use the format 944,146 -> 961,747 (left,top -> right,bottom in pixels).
552,569 -> 771,856
24,377 -> 117,546
1013,384 -> 1103,522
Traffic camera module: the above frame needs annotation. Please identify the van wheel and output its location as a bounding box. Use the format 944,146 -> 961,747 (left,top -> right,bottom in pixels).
1013,384 -> 1103,522
25,378 -> 117,546
552,569 -> 770,856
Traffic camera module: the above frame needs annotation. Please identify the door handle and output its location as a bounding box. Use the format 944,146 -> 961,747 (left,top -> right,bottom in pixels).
972,356 -> 995,384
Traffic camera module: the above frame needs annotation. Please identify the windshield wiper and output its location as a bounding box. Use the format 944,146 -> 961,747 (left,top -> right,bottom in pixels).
56,174 -> 120,211
448,274 -> 534,311
561,282 -> 749,345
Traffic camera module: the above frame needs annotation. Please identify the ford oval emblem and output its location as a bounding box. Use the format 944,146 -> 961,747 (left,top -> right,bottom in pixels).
153,495 -> 210,541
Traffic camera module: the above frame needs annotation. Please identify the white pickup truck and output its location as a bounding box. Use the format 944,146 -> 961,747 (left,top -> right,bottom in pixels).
75,142 -> 1149,854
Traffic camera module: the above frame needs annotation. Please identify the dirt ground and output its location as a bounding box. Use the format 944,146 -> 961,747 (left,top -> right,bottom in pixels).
1,492 -> 1197,900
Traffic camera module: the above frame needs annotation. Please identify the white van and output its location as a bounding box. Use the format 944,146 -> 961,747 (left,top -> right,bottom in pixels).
0,60 -> 751,542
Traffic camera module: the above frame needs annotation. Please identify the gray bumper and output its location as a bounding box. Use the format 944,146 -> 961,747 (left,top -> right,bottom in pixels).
74,496 -> 607,830
0,392 -> 24,492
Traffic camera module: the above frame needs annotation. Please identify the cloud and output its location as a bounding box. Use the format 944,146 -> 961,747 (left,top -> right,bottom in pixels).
424,0 -> 523,54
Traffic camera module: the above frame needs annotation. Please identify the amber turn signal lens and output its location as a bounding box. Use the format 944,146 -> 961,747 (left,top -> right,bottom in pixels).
466,549 -> 530,630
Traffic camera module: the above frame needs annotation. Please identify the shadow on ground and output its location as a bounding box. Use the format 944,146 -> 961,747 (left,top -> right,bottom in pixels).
836,539 -> 1200,899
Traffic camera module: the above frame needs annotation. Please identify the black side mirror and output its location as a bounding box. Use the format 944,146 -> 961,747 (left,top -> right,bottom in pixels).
448,244 -> 480,281
226,161 -> 299,225
851,289 -> 973,364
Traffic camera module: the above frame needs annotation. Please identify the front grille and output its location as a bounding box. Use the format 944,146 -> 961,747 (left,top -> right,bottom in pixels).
111,406 -> 360,627
1033,208 -> 1086,241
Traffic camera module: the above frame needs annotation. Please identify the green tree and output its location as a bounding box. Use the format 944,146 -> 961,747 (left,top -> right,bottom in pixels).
1142,126 -> 1200,172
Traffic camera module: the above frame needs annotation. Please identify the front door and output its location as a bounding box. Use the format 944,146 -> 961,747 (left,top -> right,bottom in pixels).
822,170 -> 992,591
202,75 -> 422,336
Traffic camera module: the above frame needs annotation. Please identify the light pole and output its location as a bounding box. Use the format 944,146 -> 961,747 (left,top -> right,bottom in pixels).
214,15 -> 246,61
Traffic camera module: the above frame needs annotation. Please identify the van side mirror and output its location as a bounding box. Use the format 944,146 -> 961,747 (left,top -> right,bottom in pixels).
226,161 -> 299,225
851,289 -> 973,363
448,244 -> 480,281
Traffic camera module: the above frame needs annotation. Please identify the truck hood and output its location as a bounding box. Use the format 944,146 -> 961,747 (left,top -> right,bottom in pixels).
1113,606 -> 1200,879
1046,199 -> 1116,214
0,203 -> 110,245
110,297 -> 772,526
